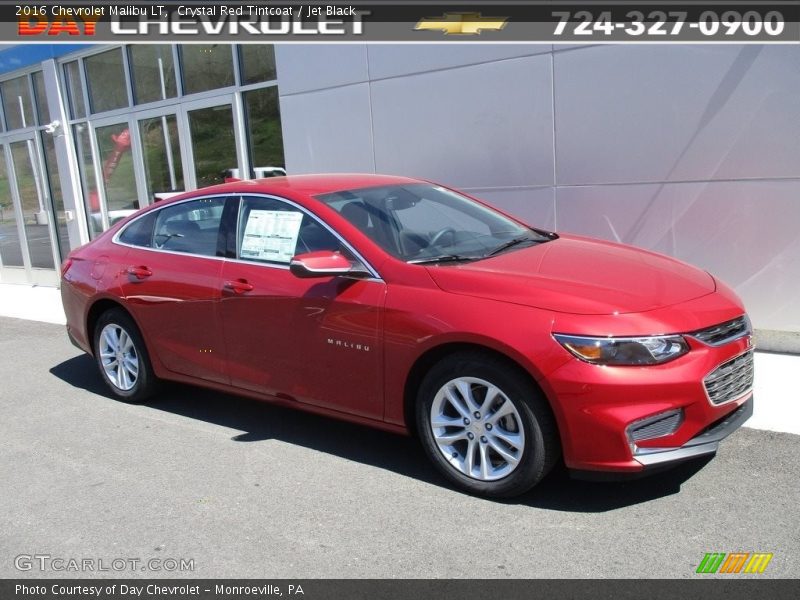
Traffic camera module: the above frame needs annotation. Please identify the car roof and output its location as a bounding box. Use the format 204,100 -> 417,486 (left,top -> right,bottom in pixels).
177,173 -> 422,200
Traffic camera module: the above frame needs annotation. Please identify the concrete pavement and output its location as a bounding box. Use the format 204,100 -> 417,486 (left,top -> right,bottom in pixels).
0,316 -> 798,578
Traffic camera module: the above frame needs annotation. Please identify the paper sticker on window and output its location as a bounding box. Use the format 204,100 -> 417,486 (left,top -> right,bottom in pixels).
241,210 -> 303,263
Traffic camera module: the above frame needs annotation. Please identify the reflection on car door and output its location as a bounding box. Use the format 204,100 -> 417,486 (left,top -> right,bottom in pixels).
117,197 -> 228,384
218,195 -> 385,419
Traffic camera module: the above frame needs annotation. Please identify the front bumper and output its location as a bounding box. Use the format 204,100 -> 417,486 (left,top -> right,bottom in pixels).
632,397 -> 752,467
541,329 -> 753,474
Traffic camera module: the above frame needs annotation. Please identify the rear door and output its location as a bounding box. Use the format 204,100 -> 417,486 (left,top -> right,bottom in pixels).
218,195 -> 386,419
116,196 -> 229,384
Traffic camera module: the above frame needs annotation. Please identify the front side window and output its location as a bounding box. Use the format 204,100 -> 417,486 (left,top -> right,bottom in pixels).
317,183 -> 552,262
152,197 -> 226,256
238,196 -> 341,265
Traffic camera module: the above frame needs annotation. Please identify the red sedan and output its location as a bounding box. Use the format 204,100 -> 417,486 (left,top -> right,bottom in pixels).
61,174 -> 754,497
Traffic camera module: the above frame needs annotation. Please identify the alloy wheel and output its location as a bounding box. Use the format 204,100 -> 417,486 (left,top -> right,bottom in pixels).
430,376 -> 526,481
98,323 -> 140,391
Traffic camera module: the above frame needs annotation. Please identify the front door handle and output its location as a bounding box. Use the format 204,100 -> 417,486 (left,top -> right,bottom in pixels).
223,279 -> 254,294
127,265 -> 152,280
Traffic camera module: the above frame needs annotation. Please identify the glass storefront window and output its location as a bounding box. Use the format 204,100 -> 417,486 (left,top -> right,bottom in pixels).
238,45 -> 277,85
244,87 -> 284,177
64,61 -> 86,119
188,104 -> 236,188
1,76 -> 34,130
85,49 -> 129,113
180,45 -> 234,95
32,71 -> 50,126
41,132 -> 70,261
9,140 -> 55,269
73,123 -> 101,238
0,144 -> 24,267
129,45 -> 178,105
95,123 -> 139,224
139,115 -> 184,199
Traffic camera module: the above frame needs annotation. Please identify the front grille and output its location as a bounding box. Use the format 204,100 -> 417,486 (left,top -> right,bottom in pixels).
704,350 -> 754,405
628,410 -> 683,442
691,315 -> 751,347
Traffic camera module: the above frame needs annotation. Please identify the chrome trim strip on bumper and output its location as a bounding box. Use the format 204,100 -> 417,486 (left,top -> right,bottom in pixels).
633,397 -> 753,467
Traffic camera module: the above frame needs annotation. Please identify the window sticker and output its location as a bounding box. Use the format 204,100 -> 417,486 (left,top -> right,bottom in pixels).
241,209 -> 303,263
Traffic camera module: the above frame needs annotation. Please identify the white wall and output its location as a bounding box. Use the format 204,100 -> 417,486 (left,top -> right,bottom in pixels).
275,44 -> 800,347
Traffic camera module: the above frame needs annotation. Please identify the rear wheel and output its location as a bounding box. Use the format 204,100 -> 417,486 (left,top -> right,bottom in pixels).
93,308 -> 159,403
416,352 -> 559,497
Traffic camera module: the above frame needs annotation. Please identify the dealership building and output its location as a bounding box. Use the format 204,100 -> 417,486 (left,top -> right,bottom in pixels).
0,43 -> 797,350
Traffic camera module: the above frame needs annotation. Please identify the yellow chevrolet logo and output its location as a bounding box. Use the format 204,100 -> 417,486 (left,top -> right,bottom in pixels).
415,12 -> 508,35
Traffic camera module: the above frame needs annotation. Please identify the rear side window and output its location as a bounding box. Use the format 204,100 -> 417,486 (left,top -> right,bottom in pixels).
118,212 -> 157,247
238,196 -> 342,264
153,197 -> 226,257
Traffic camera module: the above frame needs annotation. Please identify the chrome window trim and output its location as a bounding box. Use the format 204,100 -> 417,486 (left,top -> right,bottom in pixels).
112,192 -> 384,282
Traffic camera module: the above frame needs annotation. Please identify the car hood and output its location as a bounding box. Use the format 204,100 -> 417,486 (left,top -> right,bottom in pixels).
425,235 -> 716,315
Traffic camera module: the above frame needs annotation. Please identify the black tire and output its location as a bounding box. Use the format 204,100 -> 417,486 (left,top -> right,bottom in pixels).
93,308 -> 159,403
416,351 -> 559,498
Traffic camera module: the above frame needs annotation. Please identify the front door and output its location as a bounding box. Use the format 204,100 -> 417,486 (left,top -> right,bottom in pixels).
219,195 -> 385,420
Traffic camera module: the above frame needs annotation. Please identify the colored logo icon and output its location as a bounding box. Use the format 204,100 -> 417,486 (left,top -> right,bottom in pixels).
414,13 -> 508,35
696,552 -> 773,574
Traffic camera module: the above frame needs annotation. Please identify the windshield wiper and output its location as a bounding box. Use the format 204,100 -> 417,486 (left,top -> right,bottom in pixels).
485,235 -> 536,257
408,254 -> 476,265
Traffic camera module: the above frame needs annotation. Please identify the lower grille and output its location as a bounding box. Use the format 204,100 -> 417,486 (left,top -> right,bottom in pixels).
704,350 -> 754,405
628,410 -> 683,442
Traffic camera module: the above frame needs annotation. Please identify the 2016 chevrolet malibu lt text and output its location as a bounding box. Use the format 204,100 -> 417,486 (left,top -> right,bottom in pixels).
61,174 -> 754,497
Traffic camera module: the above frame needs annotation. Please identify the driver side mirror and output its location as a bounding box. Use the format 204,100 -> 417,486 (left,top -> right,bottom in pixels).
289,250 -> 371,279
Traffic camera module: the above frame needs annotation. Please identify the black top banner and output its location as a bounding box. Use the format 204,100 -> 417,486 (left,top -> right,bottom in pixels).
4,1 -> 800,42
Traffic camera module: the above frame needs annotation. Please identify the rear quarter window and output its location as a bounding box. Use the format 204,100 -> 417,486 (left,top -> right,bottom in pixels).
118,212 -> 157,247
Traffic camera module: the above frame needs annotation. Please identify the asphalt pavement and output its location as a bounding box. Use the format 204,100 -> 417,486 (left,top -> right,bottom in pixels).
1,316 -> 798,579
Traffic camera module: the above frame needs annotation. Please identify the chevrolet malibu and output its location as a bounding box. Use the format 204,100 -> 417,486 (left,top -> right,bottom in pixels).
61,174 -> 754,497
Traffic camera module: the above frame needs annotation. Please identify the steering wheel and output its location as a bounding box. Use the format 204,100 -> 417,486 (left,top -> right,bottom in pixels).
428,227 -> 456,248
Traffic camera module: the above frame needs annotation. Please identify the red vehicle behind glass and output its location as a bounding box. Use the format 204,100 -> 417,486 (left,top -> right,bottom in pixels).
61,174 -> 753,497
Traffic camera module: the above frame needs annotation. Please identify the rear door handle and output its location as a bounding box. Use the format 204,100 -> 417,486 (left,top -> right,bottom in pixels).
126,265 -> 152,280
223,279 -> 254,294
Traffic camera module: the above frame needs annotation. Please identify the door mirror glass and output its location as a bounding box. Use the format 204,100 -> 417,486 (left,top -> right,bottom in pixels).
289,251 -> 369,279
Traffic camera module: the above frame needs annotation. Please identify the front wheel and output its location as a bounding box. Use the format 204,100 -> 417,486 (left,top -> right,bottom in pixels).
93,308 -> 159,403
416,352 -> 559,498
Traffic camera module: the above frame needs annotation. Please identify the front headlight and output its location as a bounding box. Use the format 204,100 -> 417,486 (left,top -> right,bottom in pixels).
553,333 -> 689,366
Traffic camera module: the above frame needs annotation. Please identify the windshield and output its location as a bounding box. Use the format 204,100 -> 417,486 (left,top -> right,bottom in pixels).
316,183 -> 553,263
